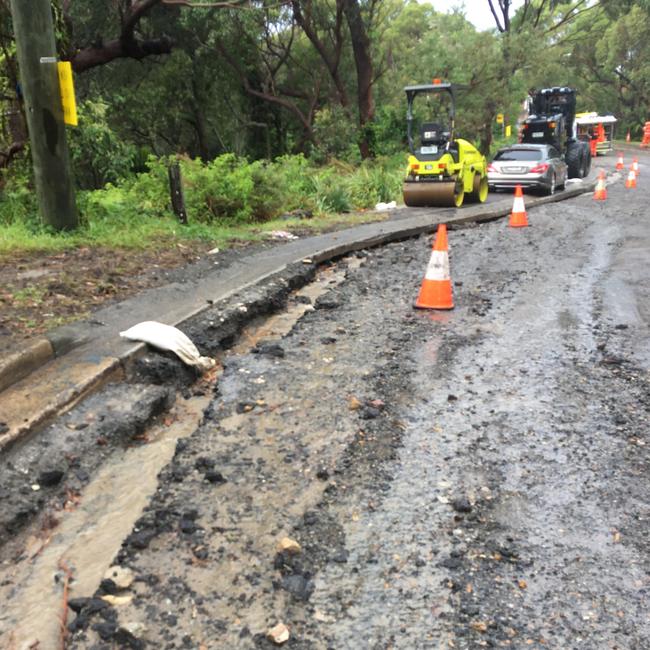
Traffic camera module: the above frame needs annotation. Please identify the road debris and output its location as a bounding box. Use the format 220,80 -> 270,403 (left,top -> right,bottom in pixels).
266,622 -> 290,645
276,537 -> 302,555
268,230 -> 299,240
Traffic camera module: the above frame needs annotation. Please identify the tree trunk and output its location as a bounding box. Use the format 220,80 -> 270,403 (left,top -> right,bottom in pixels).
343,0 -> 375,159
191,77 -> 209,160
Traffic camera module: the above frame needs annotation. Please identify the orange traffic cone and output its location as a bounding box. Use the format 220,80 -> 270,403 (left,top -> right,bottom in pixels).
616,152 -> 624,170
509,185 -> 529,228
593,170 -> 607,200
632,158 -> 640,176
414,224 -> 454,310
625,167 -> 637,189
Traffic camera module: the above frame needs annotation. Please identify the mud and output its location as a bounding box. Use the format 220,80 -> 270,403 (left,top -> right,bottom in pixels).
0,262 -> 316,552
1,159 -> 649,649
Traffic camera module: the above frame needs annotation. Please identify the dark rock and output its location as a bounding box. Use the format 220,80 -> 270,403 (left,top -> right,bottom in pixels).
440,556 -> 463,570
179,518 -> 198,535
68,597 -> 100,614
193,546 -> 209,560
0,422 -> 9,434
360,406 -> 381,419
99,578 -> 118,595
38,469 -> 65,487
93,621 -> 117,641
205,470 -> 227,484
320,336 -> 337,345
314,296 -> 340,310
252,342 -> 285,358
114,627 -> 145,650
447,394 -> 458,402
461,603 -> 480,616
450,497 -> 472,513
126,530 -> 156,550
282,574 -> 315,601
74,468 -> 90,482
236,401 -> 256,414
303,511 -> 318,526
195,457 -> 215,471
316,468 -> 330,480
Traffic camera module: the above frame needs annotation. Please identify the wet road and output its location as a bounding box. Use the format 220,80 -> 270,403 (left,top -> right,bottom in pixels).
1,155 -> 649,649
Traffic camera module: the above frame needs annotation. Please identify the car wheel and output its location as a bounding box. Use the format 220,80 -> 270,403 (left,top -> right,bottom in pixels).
548,174 -> 556,196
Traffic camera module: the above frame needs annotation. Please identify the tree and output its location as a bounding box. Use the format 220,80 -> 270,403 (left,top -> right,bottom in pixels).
66,0 -> 250,73
342,0 -> 375,158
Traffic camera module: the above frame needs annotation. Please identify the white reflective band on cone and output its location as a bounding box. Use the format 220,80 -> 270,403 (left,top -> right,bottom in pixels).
512,197 -> 526,212
424,250 -> 450,281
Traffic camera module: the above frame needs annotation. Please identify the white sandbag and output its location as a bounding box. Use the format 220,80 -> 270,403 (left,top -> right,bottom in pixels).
374,201 -> 397,211
120,321 -> 215,371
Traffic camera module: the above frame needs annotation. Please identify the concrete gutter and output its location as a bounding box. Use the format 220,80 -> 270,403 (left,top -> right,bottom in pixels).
0,179 -> 597,452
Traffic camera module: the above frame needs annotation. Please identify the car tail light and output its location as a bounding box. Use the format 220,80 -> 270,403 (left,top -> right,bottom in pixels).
438,163 -> 447,170
487,163 -> 496,172
529,163 -> 549,174
410,164 -> 420,172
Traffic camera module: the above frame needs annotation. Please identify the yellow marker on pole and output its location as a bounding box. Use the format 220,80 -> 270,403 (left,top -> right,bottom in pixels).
57,61 -> 77,126
505,125 -> 512,137
496,113 -> 504,124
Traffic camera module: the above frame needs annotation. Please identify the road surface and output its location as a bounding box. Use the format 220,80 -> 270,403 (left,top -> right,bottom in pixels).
1,158 -> 648,649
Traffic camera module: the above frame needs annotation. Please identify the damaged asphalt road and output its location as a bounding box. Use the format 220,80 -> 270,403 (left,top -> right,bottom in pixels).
1,170 -> 649,649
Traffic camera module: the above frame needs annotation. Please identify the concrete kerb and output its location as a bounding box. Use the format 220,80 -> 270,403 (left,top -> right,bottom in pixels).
0,338 -> 54,394
0,178 -> 598,437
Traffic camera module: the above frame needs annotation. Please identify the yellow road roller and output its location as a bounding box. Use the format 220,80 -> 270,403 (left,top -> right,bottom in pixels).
403,81 -> 488,208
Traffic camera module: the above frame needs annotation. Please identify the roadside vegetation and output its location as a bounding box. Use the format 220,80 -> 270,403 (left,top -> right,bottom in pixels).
0,152 -> 403,253
1,0 -> 649,252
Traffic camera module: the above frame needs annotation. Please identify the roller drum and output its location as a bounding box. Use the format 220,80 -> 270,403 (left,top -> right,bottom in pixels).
402,180 -> 463,208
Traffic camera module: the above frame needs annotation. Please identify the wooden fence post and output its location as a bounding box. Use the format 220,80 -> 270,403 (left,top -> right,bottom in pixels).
168,161 -> 188,225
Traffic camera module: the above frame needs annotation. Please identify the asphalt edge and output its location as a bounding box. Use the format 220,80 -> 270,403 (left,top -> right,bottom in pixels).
0,179 -> 596,418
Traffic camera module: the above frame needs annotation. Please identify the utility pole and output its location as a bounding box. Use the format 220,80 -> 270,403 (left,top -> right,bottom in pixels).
9,0 -> 78,231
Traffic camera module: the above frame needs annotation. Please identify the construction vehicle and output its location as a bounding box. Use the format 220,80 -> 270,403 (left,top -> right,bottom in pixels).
520,87 -> 591,178
575,112 -> 617,156
402,81 -> 488,208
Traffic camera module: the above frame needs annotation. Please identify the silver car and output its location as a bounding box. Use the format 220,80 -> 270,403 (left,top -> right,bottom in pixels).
487,144 -> 568,195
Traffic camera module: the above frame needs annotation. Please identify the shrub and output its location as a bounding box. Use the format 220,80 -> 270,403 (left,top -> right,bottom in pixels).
69,100 -> 138,190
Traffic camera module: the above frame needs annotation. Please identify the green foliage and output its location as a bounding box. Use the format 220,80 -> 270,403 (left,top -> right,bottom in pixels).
69,100 -> 138,189
313,107 -> 361,164
1,150 -> 404,250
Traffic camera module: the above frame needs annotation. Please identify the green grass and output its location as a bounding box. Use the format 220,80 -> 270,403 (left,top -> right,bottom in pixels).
11,285 -> 47,305
0,204 -> 390,256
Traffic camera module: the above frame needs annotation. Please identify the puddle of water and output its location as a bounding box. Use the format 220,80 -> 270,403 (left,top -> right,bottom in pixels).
231,258 -> 363,354
0,395 -> 210,650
